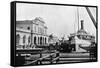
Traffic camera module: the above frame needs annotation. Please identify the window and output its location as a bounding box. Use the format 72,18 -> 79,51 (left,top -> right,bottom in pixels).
16,34 -> 20,45
43,29 -> 44,34
43,37 -> 44,44
27,27 -> 30,30
38,37 -> 39,44
39,28 -> 41,34
38,27 -> 39,33
44,29 -> 46,34
23,35 -> 26,44
34,36 -> 36,45
34,26 -> 36,32
45,38 -> 46,44
28,36 -> 31,44
40,37 -> 42,45
45,29 -> 47,35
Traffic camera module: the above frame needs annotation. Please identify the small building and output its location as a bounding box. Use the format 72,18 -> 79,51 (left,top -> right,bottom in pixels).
48,34 -> 59,45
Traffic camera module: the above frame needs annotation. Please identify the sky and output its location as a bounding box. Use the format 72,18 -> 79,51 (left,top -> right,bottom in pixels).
16,3 -> 96,39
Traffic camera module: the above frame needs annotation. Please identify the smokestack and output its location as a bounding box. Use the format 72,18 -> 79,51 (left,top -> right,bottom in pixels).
81,20 -> 84,30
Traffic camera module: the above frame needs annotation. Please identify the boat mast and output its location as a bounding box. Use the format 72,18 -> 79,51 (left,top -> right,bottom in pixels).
77,7 -> 80,31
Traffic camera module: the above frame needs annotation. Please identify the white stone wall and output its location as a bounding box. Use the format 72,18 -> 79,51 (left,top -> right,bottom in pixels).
16,31 -> 31,46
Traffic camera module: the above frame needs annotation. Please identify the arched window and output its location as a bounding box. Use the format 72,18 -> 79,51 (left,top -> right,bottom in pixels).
34,36 -> 36,45
43,37 -> 44,45
45,38 -> 46,44
28,36 -> 31,44
40,37 -> 42,45
38,37 -> 39,45
23,35 -> 26,44
16,34 -> 20,45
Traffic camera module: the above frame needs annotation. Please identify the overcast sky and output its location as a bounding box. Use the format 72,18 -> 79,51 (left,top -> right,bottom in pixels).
16,3 -> 96,39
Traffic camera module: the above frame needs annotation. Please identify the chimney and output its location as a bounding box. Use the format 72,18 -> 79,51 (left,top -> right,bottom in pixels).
81,20 -> 84,30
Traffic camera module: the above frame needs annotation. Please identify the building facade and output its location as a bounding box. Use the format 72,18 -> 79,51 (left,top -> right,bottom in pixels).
16,17 -> 48,49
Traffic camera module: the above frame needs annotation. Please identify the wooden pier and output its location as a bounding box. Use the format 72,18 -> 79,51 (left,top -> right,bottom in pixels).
16,49 -> 97,66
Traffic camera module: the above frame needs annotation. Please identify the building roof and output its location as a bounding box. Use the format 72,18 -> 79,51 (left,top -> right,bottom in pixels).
17,17 -> 45,24
34,17 -> 45,24
16,20 -> 33,24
